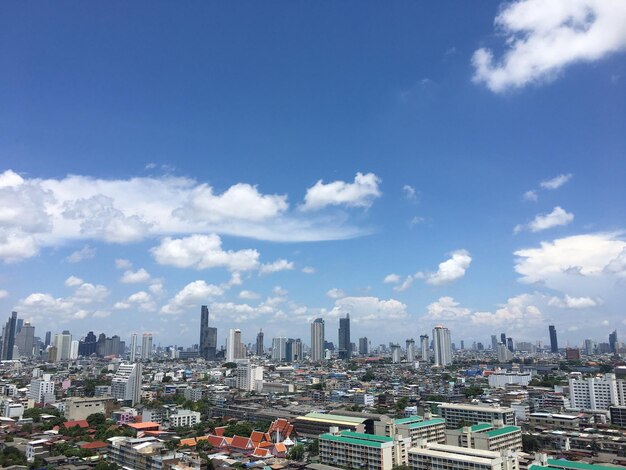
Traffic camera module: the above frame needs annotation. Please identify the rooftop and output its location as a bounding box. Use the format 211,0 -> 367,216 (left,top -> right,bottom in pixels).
408,418 -> 446,429
484,426 -> 521,438
395,416 -> 423,425
320,430 -> 392,448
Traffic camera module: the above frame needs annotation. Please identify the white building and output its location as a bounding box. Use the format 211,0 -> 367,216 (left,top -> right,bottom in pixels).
311,318 -> 325,361
226,328 -> 244,362
130,334 -> 138,362
111,363 -> 143,406
232,361 -> 264,391
437,403 -> 515,429
29,374 -> 55,404
141,333 -> 153,360
432,326 -> 452,367
489,369 -> 533,388
408,440 -> 518,470
168,409 -> 200,429
54,331 -> 72,361
272,337 -> 287,361
2,401 -> 24,419
568,372 -> 624,411
497,343 -> 513,362
69,340 -> 79,360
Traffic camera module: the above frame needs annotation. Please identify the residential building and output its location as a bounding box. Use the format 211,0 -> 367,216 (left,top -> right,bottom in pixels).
54,330 -> 72,361
338,314 -> 351,359
406,339 -> 416,362
445,423 -> 522,453
437,403 -> 515,429
408,441 -> 518,470
295,412 -> 368,438
568,372 -> 622,411
141,333 -> 153,360
226,328 -> 243,362
111,362 -> 142,406
271,337 -> 287,361
311,318 -> 325,361
527,412 -> 580,431
497,343 -> 513,362
420,335 -> 429,361
609,330 -> 618,353
609,405 -> 626,428
359,337 -> 369,355
233,361 -> 263,391
29,374 -> 55,404
391,344 -> 401,363
64,396 -> 113,421
320,428 -> 410,470
129,333 -> 137,362
488,369 -> 532,388
168,409 -> 201,428
376,416 -> 446,446
432,325 -> 452,367
14,321 -> 35,357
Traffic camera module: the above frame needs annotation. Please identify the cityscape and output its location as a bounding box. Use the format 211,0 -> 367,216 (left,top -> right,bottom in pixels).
2,0 -> 626,469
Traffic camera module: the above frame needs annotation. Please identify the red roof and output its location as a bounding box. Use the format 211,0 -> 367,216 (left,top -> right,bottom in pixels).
80,441 -> 108,450
214,426 -> 226,436
230,435 -> 253,450
127,422 -> 160,430
250,431 -> 266,445
64,420 -> 89,429
206,435 -> 227,448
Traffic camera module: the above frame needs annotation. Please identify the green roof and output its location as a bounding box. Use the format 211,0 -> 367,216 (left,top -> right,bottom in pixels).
484,426 -> 520,438
340,431 -> 393,443
546,459 -> 618,470
469,423 -> 493,432
408,418 -> 446,429
319,433 -> 385,448
395,416 -> 423,425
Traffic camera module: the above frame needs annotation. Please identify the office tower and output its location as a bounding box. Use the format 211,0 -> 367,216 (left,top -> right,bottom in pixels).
44,331 -> 51,348
338,314 -> 351,359
584,339 -> 594,356
29,374 -> 55,404
78,331 -> 97,357
359,337 -> 369,355
292,338 -> 303,361
272,337 -> 287,361
506,337 -> 514,352
199,305 -> 217,360
141,333 -> 153,360
16,318 -> 23,335
432,325 -> 452,367
14,321 -> 35,357
69,340 -> 79,360
54,331 -> 72,361
285,338 -> 294,362
256,329 -> 264,356
500,333 -> 506,345
497,343 -> 513,362
549,325 -> 558,353
96,333 -> 106,357
406,338 -> 416,362
420,335 -> 429,361
226,329 -> 244,362
0,312 -> 18,360
111,363 -> 143,406
391,344 -> 401,363
491,335 -> 498,350
609,330 -> 618,353
130,334 -> 138,362
311,318 -> 325,361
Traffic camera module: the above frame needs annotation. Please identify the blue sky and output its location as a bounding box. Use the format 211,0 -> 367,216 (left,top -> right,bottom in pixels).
1,0 -> 625,350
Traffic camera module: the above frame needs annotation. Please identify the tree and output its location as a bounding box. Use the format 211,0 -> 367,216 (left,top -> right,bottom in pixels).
463,386 -> 483,398
288,444 -> 305,461
162,375 -> 173,383
306,439 -> 319,456
222,362 -> 237,369
223,422 -> 253,437
522,434 -> 540,453
362,370 -> 375,382
87,412 -> 106,428
95,461 -> 119,470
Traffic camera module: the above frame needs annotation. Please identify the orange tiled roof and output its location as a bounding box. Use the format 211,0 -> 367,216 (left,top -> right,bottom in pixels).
80,441 -> 108,449
230,435 -> 253,450
127,422 -> 160,429
273,442 -> 287,453
214,426 -> 226,436
206,435 -> 227,448
179,438 -> 197,447
252,447 -> 272,458
64,420 -> 89,429
250,431 -> 265,444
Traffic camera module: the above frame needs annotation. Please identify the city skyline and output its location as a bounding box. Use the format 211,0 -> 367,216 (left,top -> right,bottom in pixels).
1,1 -> 626,345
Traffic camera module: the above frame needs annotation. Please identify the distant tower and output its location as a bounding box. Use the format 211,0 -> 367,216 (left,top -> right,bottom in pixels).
420,334 -> 429,361
338,314 -> 351,360
432,325 -> 452,367
200,305 -> 217,360
44,331 -> 51,348
549,325 -> 558,353
609,330 -> 618,354
226,329 -> 243,362
391,344 -> 401,363
491,335 -> 498,350
1,312 -> 18,360
256,329 -> 264,356
500,333 -> 506,345
130,334 -> 138,362
406,338 -> 416,362
359,337 -> 369,355
310,318 -> 325,361
141,333 -> 153,359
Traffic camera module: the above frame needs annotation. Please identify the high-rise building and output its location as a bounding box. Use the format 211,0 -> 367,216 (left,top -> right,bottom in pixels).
14,321 -> 35,357
292,338 -> 303,361
226,329 -> 244,362
44,331 -> 51,348
310,318 -> 325,361
69,340 -> 79,360
506,337 -> 514,352
432,325 -> 452,367
111,363 -> 143,406
500,333 -> 506,345
391,344 -> 401,363
0,312 -> 18,360
549,325 -> 558,353
199,305 -> 217,361
16,318 -> 23,335
491,335 -> 498,350
420,334 -> 429,361
338,314 -> 351,359
141,333 -> 153,360
569,372 -> 624,411
272,337 -> 287,361
130,334 -> 138,362
359,337 -> 369,355
609,330 -> 618,354
255,329 -> 264,356
497,343 -> 513,362
78,331 -> 97,357
54,331 -> 72,361
584,339 -> 594,356
29,374 -> 55,404
406,338 -> 416,362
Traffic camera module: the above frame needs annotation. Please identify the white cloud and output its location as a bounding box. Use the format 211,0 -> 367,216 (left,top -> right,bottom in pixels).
117,290 -> 157,312
65,245 -> 96,263
160,280 -> 224,315
471,294 -> 544,327
151,234 -> 260,272
326,288 -> 345,299
239,290 -> 260,300
148,282 -> 165,297
540,173 -> 573,190
120,268 -> 152,284
301,266 -> 316,274
273,286 -> 288,296
0,289 -> 8,299
0,170 -> 373,262
523,190 -> 538,202
548,294 -> 599,308
472,0 -> 626,92
425,296 -> 471,321
71,282 -> 109,304
393,276 -> 415,292
383,273 -> 401,284
515,206 -> 574,233
115,258 -> 132,269
403,185 -> 417,201
301,172 -> 381,211
259,259 -> 295,275
514,233 -> 626,284
64,276 -> 84,287
326,296 -> 408,323
426,250 -> 472,285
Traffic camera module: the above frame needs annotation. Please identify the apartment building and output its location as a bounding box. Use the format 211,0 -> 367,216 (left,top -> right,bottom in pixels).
528,412 -> 580,431
408,440 -> 518,470
445,423 -> 522,453
568,373 -> 624,411
294,412 -> 367,438
320,428 -> 410,470
167,409 -> 201,429
437,403 -> 515,428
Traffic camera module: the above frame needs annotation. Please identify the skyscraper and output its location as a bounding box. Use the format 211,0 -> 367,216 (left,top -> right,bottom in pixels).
54,330 -> 72,361
141,333 -> 153,359
359,337 -> 369,355
432,325 -> 452,367
609,330 -> 618,354
420,334 -> 429,361
0,312 -> 18,360
406,338 -> 416,362
130,334 -> 138,362
500,333 -> 506,345
226,329 -> 244,362
44,331 -> 51,348
256,329 -> 264,356
272,337 -> 287,361
391,344 -> 401,363
310,318 -> 325,361
78,331 -> 97,357
549,325 -> 558,353
111,362 -> 143,406
491,335 -> 498,350
199,305 -> 217,360
14,321 -> 35,358
338,313 -> 351,360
